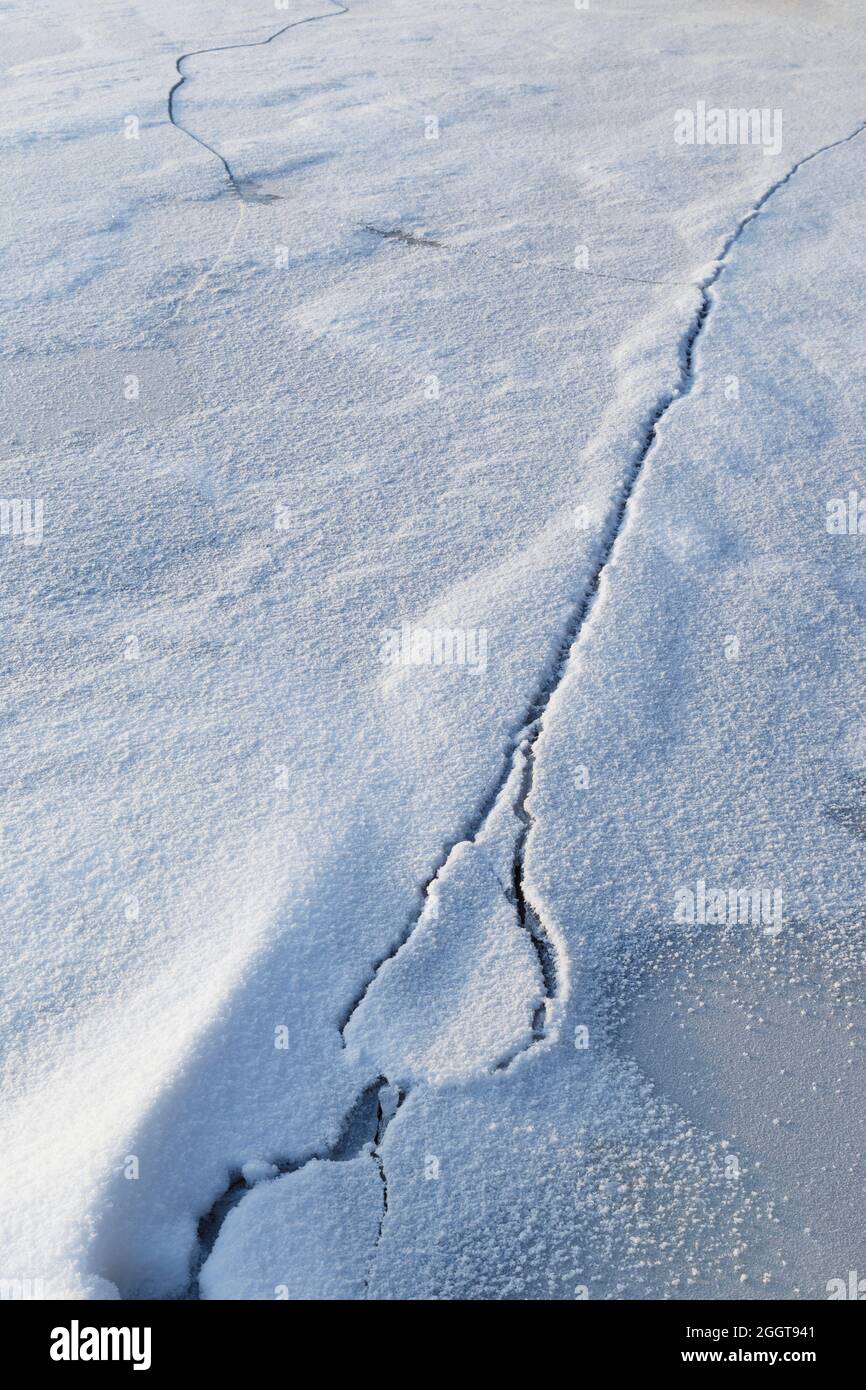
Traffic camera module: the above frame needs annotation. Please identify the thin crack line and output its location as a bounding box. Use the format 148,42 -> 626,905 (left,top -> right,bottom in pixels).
363,1083 -> 403,1298
188,1075 -> 395,1300
167,1 -> 349,202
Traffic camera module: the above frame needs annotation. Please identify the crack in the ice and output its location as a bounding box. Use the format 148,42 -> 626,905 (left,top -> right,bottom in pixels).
167,1 -> 349,203
361,222 -> 693,287
188,114 -> 866,1302
331,117 -> 866,1279
361,223 -> 443,249
342,114 -> 866,1059
507,745 -> 558,1045
363,1082 -> 403,1297
188,1076 -> 397,1299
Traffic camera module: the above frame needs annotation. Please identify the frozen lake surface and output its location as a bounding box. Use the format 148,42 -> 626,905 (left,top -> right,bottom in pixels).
1,0 -> 864,1300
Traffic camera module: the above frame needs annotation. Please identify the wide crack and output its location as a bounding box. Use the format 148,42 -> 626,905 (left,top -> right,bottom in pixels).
508,744 -> 557,1045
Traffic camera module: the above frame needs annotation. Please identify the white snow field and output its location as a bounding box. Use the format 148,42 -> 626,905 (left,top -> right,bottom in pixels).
0,0 -> 864,1300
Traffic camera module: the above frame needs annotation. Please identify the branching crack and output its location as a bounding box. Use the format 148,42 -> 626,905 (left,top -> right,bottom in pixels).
342,112 -> 866,1062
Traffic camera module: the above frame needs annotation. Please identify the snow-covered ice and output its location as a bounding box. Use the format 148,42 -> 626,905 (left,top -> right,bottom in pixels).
0,0 -> 864,1300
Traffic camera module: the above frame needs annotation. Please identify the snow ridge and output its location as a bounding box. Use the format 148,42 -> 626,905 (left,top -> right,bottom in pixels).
167,1 -> 350,202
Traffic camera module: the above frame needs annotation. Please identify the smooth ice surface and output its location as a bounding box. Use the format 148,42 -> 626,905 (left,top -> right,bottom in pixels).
1,0 -> 864,1299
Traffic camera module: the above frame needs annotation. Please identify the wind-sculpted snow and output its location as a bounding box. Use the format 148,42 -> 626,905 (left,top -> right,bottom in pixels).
1,0 -> 866,1301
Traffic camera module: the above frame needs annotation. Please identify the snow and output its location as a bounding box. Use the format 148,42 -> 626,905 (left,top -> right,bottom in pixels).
0,0 -> 864,1300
